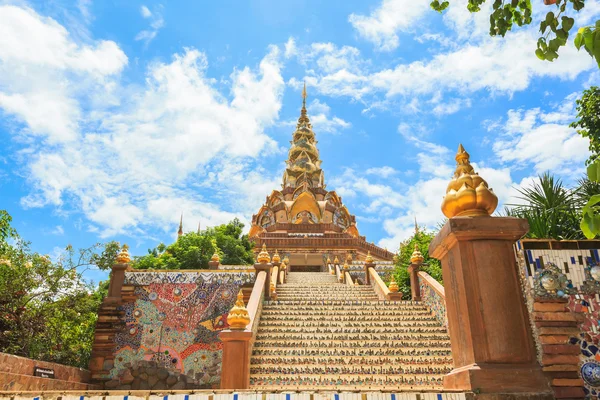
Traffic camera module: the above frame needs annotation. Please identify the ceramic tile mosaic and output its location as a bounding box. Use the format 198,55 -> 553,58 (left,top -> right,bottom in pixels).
419,282 -> 447,329
517,241 -> 600,291
566,293 -> 600,398
112,276 -> 242,388
124,271 -> 255,286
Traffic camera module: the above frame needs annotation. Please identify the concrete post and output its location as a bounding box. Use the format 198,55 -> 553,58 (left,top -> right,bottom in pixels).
429,217 -> 551,395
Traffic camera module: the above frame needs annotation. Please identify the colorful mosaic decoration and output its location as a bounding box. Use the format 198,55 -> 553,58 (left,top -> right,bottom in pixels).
124,271 -> 255,286
532,262 -> 575,299
111,279 -> 242,388
419,281 -> 447,329
566,294 -> 600,398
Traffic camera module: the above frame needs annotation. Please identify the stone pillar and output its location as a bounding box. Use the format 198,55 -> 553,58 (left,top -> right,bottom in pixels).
407,263 -> 421,301
254,262 -> 272,299
534,299 -> 585,399
430,217 -> 551,395
105,262 -> 129,304
220,330 -> 253,389
364,261 -> 375,285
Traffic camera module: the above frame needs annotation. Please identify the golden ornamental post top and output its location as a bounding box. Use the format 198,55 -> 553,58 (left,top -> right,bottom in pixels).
326,256 -> 331,264
226,290 -> 250,330
272,249 -> 281,264
116,244 -> 131,264
389,276 -> 399,293
334,256 -> 340,264
343,260 -> 349,271
365,251 -> 374,264
211,251 -> 220,263
410,243 -> 424,265
257,244 -> 270,264
441,143 -> 498,218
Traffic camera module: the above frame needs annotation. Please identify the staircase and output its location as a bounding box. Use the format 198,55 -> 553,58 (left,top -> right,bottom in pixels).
250,272 -> 453,390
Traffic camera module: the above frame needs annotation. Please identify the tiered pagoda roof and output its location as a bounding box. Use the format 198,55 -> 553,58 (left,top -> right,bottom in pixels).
248,84 -> 394,262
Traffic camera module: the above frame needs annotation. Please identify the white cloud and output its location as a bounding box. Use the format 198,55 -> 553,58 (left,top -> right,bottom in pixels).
348,0 -> 431,51
284,37 -> 297,58
135,5 -> 164,45
365,166 -> 398,178
0,5 -> 286,237
493,95 -> 590,174
0,5 -> 127,143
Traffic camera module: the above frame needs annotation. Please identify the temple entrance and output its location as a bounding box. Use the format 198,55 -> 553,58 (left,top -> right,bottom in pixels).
290,265 -> 322,272
288,253 -> 324,272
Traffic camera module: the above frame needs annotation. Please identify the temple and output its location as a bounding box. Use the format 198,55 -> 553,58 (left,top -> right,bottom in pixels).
248,84 -> 394,270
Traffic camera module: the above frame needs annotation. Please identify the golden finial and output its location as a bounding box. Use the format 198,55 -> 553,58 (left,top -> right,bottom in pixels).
410,243 -> 424,265
414,217 -> 419,235
211,251 -> 220,263
270,281 -> 275,294
257,244 -> 270,264
326,256 -> 332,264
280,261 -> 286,270
272,249 -> 281,264
302,81 -> 307,106
343,260 -> 349,271
354,281 -> 359,286
389,276 -> 399,293
226,290 -> 250,330
346,253 -> 353,263
116,244 -> 131,264
441,144 -> 498,218
334,256 -> 340,264
283,256 -> 290,264
365,251 -> 374,264
177,213 -> 184,236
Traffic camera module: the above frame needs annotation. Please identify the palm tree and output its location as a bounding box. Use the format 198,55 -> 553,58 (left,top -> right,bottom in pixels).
505,172 -> 582,240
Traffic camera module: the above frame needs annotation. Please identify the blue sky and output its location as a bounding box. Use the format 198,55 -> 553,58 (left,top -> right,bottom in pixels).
0,0 -> 598,283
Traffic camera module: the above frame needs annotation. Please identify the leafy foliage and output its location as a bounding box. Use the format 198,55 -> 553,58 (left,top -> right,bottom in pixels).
505,173 -> 583,239
430,0 -> 600,68
0,210 -> 117,368
392,228 -> 443,300
571,86 -> 600,165
132,218 -> 255,270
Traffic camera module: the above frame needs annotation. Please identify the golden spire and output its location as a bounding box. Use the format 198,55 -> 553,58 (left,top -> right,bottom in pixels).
388,276 -> 399,293
441,144 -> 498,218
365,251 -> 373,264
178,213 -> 183,237
334,256 -> 340,264
197,221 -> 201,234
211,251 -> 220,263
414,217 -> 419,235
302,81 -> 307,109
257,243 -> 270,264
283,256 -> 290,265
116,244 -> 131,264
272,249 -> 281,264
226,290 -> 250,330
410,243 -> 424,265
326,256 -> 332,264
343,260 -> 349,271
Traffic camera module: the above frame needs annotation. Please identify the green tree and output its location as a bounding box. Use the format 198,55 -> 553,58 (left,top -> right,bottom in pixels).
132,218 -> 255,270
392,228 -> 443,300
429,0 -> 600,68
0,210 -> 118,368
570,87 -> 600,238
505,173 -> 582,239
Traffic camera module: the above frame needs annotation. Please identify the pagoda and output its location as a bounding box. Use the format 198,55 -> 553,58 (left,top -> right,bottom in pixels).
249,84 -> 394,270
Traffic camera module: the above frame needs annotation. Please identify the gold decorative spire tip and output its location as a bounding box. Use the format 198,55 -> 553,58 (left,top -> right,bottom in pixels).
441,143 -> 498,218
227,290 -> 250,330
257,243 -> 271,264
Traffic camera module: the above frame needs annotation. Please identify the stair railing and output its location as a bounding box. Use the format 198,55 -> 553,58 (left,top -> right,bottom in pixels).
417,271 -> 447,328
219,270 -> 266,389
368,268 -> 403,300
345,271 -> 354,285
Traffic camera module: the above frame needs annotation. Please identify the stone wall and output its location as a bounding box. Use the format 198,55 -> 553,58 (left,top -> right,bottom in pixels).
90,270 -> 255,390
0,352 -> 99,391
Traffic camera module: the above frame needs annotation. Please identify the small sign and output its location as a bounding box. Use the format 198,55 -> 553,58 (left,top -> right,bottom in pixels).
33,367 -> 55,379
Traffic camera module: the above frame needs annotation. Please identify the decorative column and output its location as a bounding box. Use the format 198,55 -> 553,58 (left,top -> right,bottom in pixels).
220,290 -> 252,389
408,244 -> 424,301
429,144 -> 551,395
105,244 -> 131,304
334,256 -> 340,277
364,251 -> 375,285
253,244 -> 272,299
208,251 -> 220,269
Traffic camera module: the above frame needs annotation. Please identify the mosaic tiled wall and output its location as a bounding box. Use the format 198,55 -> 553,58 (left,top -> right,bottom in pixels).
516,241 -> 600,399
419,280 -> 447,329
519,240 -> 600,290
566,294 -> 600,398
108,271 -> 255,389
